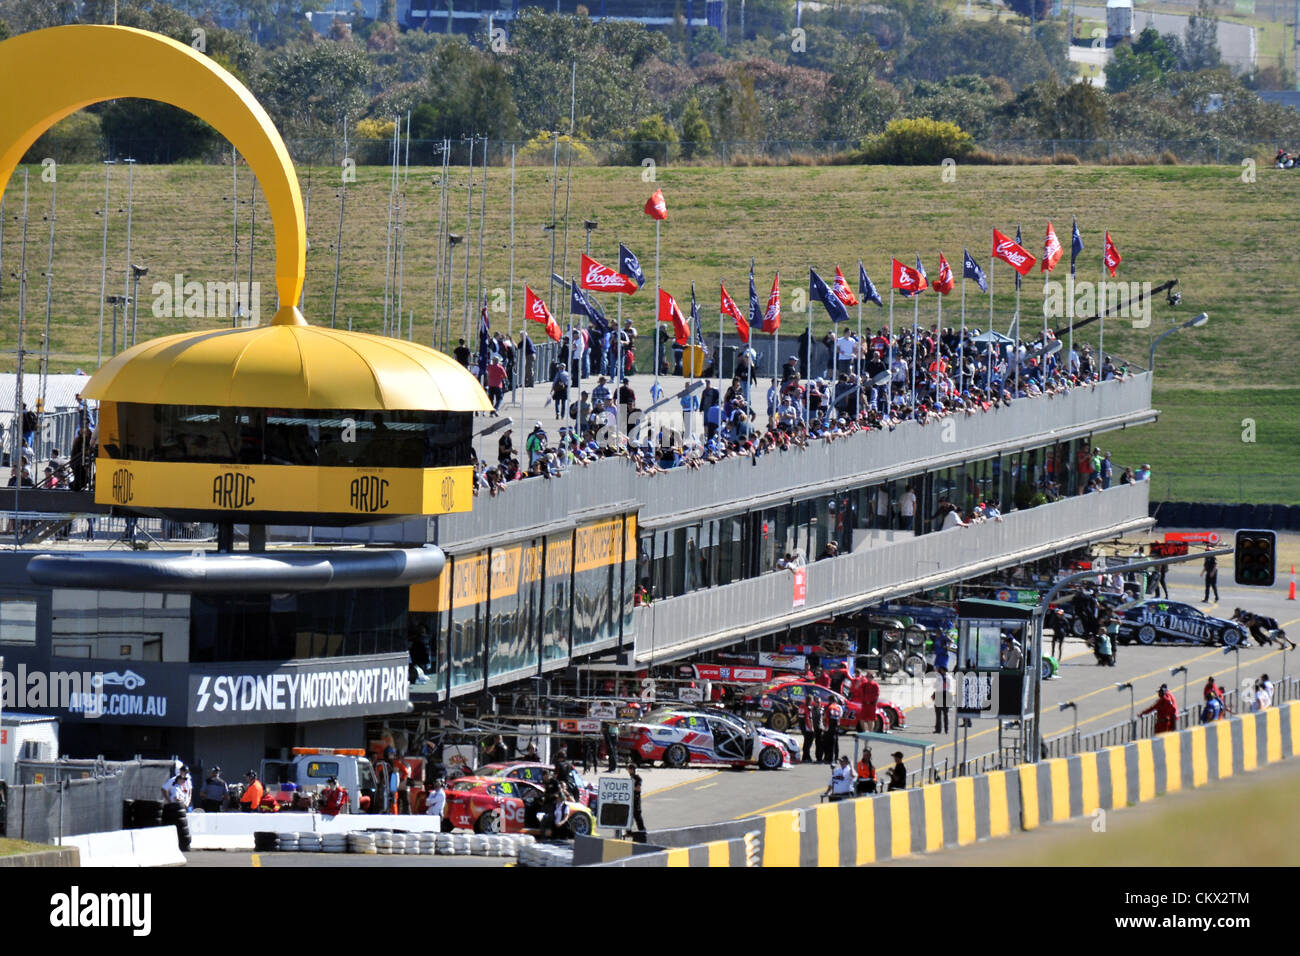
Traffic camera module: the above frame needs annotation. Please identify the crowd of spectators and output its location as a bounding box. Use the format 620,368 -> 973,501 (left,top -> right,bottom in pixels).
464,320 -> 1150,508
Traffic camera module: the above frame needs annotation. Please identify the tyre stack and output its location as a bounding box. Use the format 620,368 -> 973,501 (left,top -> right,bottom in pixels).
160,802 -> 191,852
347,831 -> 377,855
435,832 -> 470,856
321,832 -> 348,855
415,832 -> 437,856
253,831 -> 279,853
131,799 -> 164,829
518,843 -> 573,867
275,831 -> 299,853
372,830 -> 394,855
298,832 -> 322,854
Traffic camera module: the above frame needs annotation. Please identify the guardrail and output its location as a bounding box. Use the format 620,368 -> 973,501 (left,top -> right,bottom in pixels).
634,481 -> 1151,662
295,374 -> 1154,549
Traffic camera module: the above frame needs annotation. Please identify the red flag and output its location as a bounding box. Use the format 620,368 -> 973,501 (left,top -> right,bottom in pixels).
643,188 -> 668,221
657,288 -> 690,345
1103,232 -> 1122,277
891,257 -> 925,293
720,282 -> 748,343
525,285 -> 562,341
762,273 -> 781,333
580,253 -> 639,294
932,253 -> 955,295
1042,222 -> 1063,273
832,266 -> 859,307
992,228 -> 1036,276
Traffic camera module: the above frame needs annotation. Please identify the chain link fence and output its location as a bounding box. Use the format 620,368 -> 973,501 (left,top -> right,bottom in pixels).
1150,474 -> 1300,507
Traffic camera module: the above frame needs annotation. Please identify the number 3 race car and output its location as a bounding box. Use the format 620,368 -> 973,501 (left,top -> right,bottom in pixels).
442,776 -> 595,836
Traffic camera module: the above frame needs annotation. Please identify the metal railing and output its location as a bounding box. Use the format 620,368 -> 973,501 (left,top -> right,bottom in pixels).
634,481 -> 1151,663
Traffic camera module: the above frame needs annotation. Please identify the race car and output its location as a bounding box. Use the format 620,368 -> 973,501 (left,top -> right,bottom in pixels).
476,761 -> 599,811
737,679 -> 906,735
617,707 -> 797,769
441,776 -> 595,836
1048,589 -> 1133,637
1114,600 -> 1248,647
667,705 -> 803,765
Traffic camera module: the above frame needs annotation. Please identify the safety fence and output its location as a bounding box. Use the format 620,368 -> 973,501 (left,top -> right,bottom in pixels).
0,774 -> 123,846
1150,497 -> 1300,525
583,832 -> 760,868
588,701 -> 1300,866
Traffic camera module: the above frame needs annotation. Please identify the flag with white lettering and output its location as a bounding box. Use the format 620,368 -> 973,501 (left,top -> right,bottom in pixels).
1104,231 -> 1122,277
1042,222 -> 1063,273
658,288 -> 690,345
581,253 -> 639,294
762,273 -> 781,333
992,228 -> 1037,276
721,282 -> 748,343
962,249 -> 988,292
811,268 -> 850,322
618,242 -> 644,289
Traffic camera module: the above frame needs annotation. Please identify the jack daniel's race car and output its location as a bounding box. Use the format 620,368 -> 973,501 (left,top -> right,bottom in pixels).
1114,600 -> 1248,647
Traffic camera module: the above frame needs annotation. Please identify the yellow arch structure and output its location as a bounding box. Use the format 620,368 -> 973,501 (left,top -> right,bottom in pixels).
0,24 -> 306,321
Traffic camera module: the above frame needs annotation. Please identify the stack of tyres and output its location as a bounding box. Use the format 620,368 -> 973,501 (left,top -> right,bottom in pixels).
160,803 -> 191,852
132,800 -> 163,829
276,832 -> 300,852
253,831 -> 279,853
299,832 -> 322,853
347,832 -> 377,854
321,832 -> 348,854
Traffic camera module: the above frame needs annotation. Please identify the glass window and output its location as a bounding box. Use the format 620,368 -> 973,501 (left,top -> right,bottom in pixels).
487,546 -> 526,681
52,589 -> 189,661
541,533 -> 572,666
449,554 -> 487,693
108,402 -> 473,469
0,597 -> 36,646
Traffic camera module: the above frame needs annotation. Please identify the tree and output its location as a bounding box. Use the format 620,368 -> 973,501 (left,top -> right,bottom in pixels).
858,117 -> 974,164
1106,28 -> 1181,93
409,39 -> 520,144
679,95 -> 713,158
1183,0 -> 1221,72
908,75 -> 1007,140
898,21 -> 1055,92
613,114 -> 678,165
822,37 -> 899,141
99,99 -> 219,162
256,40 -> 373,136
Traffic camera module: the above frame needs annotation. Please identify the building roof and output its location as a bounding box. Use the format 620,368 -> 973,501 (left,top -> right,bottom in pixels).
1,712 -> 60,725
82,322 -> 492,412
0,373 -> 92,413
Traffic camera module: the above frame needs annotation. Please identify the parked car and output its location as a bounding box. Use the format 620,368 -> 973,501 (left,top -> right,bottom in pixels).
442,776 -> 595,836
1114,600 -> 1247,647
737,679 -> 906,735
617,707 -> 796,770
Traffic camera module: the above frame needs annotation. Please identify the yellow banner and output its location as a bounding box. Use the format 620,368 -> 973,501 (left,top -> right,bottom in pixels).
93,459 -> 473,517
574,517 -> 624,573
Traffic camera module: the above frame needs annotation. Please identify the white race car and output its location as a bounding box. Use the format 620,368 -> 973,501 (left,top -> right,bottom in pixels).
618,706 -> 798,770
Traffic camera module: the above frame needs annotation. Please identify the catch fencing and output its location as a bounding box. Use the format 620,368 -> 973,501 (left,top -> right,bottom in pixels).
0,775 -> 123,845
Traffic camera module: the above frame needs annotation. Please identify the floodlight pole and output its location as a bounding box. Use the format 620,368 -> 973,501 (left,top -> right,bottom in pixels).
1171,665 -> 1189,719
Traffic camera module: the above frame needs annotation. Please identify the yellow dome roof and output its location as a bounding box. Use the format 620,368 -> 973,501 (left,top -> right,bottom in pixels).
83,318 -> 492,412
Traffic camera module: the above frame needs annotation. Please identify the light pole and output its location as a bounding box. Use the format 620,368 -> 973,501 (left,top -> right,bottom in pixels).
1149,312 -> 1208,371
1171,665 -> 1189,721
1117,682 -> 1135,736
1223,644 -> 1241,711
130,264 -> 147,345
583,219 -> 598,257
1058,700 -> 1078,755
446,234 -> 463,354
106,294 -> 129,356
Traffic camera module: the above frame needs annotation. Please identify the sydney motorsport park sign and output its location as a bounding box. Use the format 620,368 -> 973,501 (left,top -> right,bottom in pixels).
13,653 -> 410,727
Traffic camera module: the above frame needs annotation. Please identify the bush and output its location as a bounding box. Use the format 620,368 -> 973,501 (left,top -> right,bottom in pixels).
611,114 -> 678,166
517,132 -> 596,166
23,111 -> 102,164
857,117 -> 974,165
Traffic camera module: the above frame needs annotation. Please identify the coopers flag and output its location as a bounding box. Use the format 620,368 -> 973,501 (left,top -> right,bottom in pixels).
932,253 -> 955,294
1104,232 -> 1122,276
763,273 -> 781,333
581,253 -> 639,294
832,266 -> 859,307
525,285 -> 562,341
891,257 -> 924,294
644,188 -> 668,221
721,282 -> 748,343
1042,222 -> 1063,273
992,228 -> 1036,276
810,268 -> 850,322
658,288 -> 690,345
618,243 -> 644,289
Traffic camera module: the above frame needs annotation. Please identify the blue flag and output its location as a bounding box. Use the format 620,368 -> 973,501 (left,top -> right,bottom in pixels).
858,262 -> 883,306
810,268 -> 850,322
690,281 -> 706,349
962,249 -> 988,293
1070,217 -> 1084,275
618,242 -> 644,289
748,260 -> 762,329
571,281 -> 610,333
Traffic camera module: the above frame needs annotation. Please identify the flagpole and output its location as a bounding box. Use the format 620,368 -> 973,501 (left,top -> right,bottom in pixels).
1014,279 -> 1021,398
1068,216 -> 1077,372
887,286 -> 895,413
508,144 -> 516,403
717,286 -> 723,399
911,283 -> 919,411
1099,237 -> 1105,379
616,242 -> 623,388
654,219 -> 661,385
988,252 -> 995,395
959,273 -> 966,394
935,284 -> 942,400
805,294 -> 813,426
520,277 -> 526,448
856,290 -> 862,395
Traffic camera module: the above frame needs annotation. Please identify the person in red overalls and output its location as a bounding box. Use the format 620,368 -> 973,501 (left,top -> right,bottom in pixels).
1140,683 -> 1179,734
321,776 -> 349,817
859,671 -> 881,731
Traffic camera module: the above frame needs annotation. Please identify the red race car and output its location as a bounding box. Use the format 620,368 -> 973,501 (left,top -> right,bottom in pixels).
476,761 -> 599,810
738,679 -> 906,734
441,776 -> 595,836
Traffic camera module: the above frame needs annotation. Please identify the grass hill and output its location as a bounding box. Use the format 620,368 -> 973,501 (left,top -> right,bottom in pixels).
1,161 -> 1294,501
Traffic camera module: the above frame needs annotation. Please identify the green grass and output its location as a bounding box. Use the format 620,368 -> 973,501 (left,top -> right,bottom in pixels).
0,837 -> 61,857
1,161 -> 1297,500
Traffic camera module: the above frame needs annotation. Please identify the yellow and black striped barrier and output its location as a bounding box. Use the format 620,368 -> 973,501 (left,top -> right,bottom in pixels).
589,832 -> 760,867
